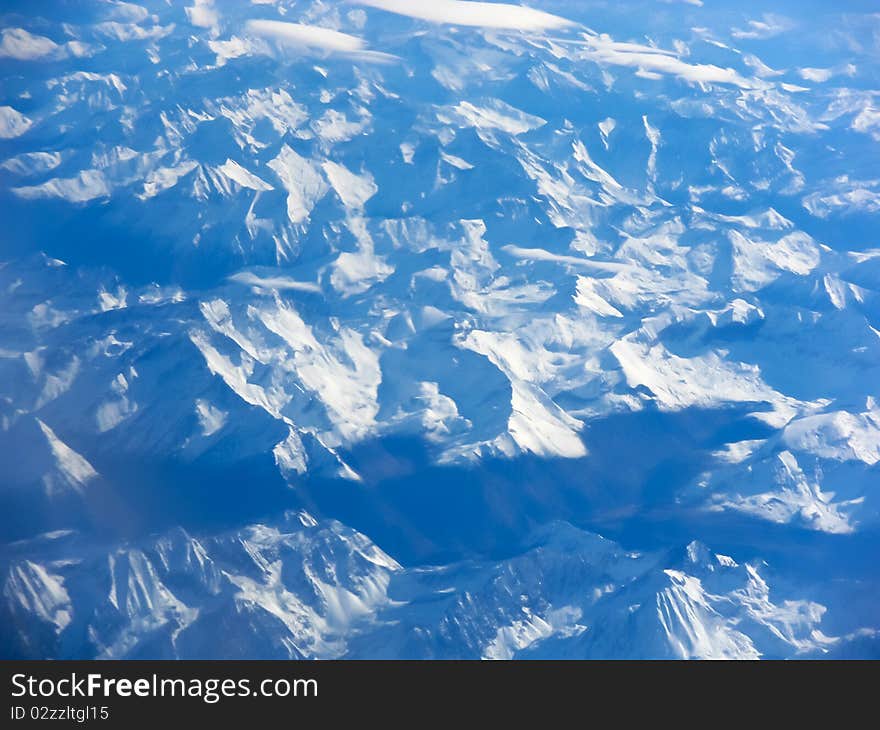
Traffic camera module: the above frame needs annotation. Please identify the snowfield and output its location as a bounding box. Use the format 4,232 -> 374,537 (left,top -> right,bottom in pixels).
0,0 -> 878,659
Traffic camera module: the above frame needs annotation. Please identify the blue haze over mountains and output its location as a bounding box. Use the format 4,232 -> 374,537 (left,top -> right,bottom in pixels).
0,0 -> 878,659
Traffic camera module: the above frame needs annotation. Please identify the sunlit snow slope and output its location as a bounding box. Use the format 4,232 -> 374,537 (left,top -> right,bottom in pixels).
1,0 -> 878,659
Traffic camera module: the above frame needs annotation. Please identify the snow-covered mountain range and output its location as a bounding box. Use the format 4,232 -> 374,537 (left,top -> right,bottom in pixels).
1,0 -> 878,658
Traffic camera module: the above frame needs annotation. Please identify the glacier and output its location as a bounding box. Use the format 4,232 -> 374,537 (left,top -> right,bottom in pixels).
0,0 -> 878,659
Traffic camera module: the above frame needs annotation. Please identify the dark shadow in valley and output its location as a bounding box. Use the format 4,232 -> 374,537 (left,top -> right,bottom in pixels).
3,402 -> 876,598
297,403 -> 776,565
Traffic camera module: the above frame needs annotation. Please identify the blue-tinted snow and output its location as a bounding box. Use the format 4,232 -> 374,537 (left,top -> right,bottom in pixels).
0,0 -> 878,658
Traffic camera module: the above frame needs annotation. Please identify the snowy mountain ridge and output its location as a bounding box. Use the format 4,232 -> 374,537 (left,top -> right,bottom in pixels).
1,0 -> 878,658
3,511 -> 857,659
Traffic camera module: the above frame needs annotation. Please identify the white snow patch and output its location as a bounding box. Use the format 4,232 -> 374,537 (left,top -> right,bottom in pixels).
3,562 -> 72,634
140,161 -> 199,199
0,28 -> 62,61
643,115 -> 661,182
0,106 -> 33,139
322,161 -> 377,209
1,151 -> 63,176
13,170 -> 110,203
218,159 -> 273,191
195,399 -> 227,437
484,606 -> 584,659
273,427 -> 308,476
463,330 -> 586,458
37,419 -> 98,496
267,145 -> 328,223
598,117 -> 616,149
783,407 -> 880,465
714,451 -> 857,535
440,151 -> 474,170
610,338 -> 782,411
313,109 -> 369,144
400,142 -> 415,164
258,301 -> 382,444
440,99 -> 546,136
729,230 -> 820,293
574,276 -> 624,317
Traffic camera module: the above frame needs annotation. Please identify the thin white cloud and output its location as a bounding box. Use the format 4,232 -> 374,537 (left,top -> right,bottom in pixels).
105,2 -> 151,23
732,14 -> 795,40
355,0 -> 573,31
576,34 -> 757,89
243,19 -> 396,62
798,64 -> 856,84
187,0 -> 220,30
246,20 -> 365,53
229,272 -> 322,293
502,245 -> 625,273
799,67 -> 833,83
743,54 -> 784,78
852,105 -> 880,141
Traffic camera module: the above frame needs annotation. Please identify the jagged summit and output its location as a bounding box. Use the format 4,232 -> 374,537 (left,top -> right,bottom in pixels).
1,0 -> 878,658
